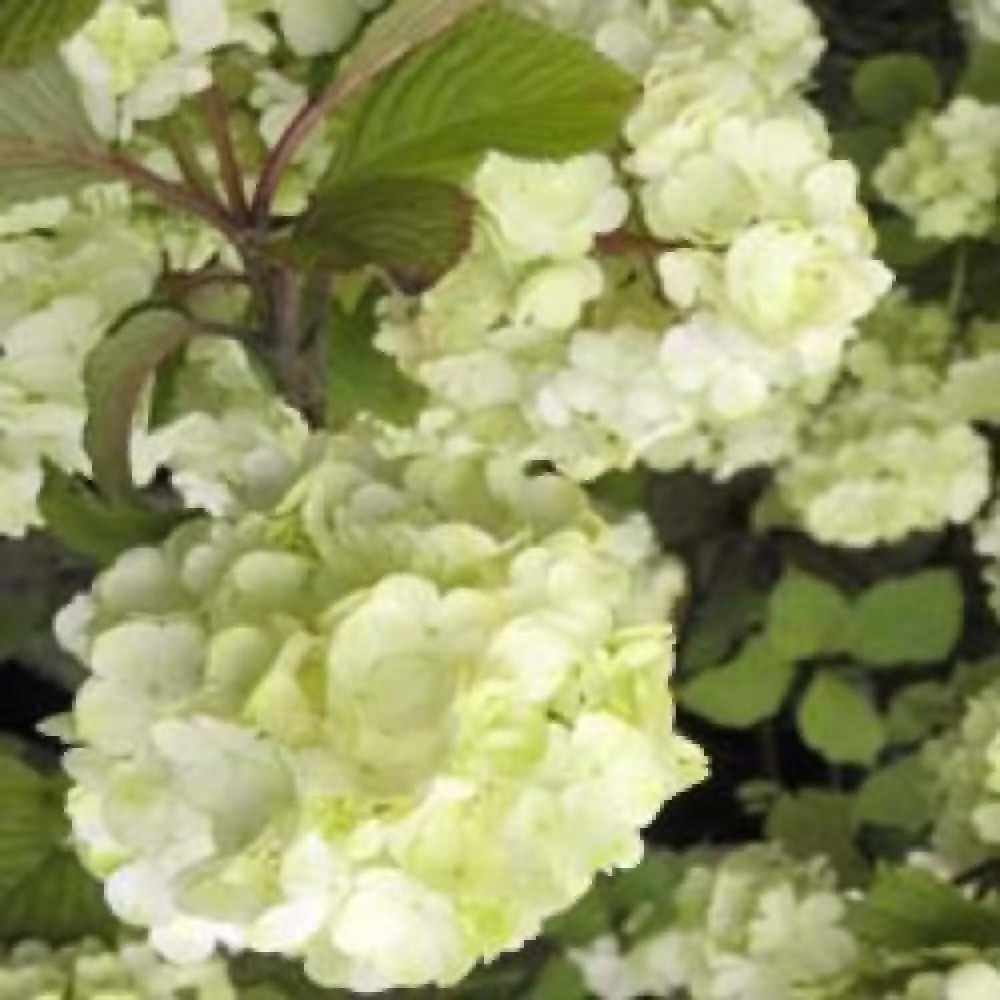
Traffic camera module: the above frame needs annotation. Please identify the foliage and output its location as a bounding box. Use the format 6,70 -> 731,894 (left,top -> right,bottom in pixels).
0,0 -> 998,995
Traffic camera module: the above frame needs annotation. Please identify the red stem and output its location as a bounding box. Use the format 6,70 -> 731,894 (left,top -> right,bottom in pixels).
200,86 -> 251,222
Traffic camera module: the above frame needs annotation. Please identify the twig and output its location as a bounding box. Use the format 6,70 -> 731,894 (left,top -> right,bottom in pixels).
200,86 -> 251,221
595,230 -> 683,257
163,122 -> 221,207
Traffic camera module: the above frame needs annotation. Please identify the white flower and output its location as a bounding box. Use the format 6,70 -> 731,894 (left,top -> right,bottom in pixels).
473,152 -> 629,261
953,0 -> 1000,40
0,939 -> 236,999
61,443 -> 705,990
875,97 -> 1000,241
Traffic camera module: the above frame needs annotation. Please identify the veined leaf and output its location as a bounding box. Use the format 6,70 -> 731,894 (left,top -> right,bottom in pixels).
341,0 -> 490,88
0,56 -> 106,207
286,176 -> 473,283
84,306 -> 194,502
0,753 -> 115,944
322,5 -> 634,187
0,0 -> 99,68
849,865 -> 1000,949
38,464 -> 191,566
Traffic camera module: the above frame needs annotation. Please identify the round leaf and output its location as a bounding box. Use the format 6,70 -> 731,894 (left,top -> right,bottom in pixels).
766,568 -> 851,660
680,636 -> 794,729
796,671 -> 885,767
847,569 -> 963,667
851,54 -> 941,124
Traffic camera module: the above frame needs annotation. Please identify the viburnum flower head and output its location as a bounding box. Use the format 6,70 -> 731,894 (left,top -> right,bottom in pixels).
0,939 -> 235,999
57,437 -> 705,992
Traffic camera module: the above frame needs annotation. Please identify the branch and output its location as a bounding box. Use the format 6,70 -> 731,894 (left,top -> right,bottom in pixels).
200,86 -> 251,221
104,151 -> 247,244
595,230 -> 684,257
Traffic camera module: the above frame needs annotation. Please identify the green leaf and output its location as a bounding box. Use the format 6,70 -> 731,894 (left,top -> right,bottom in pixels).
543,888 -> 611,947
876,216 -> 944,271
324,282 -> 428,429
527,957 -> 589,1000
960,40 -> 1000,104
766,789 -> 868,886
847,569 -> 963,667
851,54 -> 941,124
84,306 -> 193,502
849,865 -> 1000,949
38,464 -> 191,565
853,754 -> 934,835
0,753 -> 115,944
796,671 -> 885,767
766,568 -> 851,660
832,124 -> 897,180
287,176 -> 473,284
0,0 -> 99,68
322,6 -> 634,187
679,542 -> 768,674
680,636 -> 794,729
885,681 -> 955,746
0,56 -> 106,207
340,0 -> 490,87
587,470 -> 647,513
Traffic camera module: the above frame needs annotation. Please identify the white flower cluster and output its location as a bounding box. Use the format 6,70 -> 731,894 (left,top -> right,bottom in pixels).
509,0 -> 673,76
766,293 -> 995,548
923,681 -> 1000,870
0,189 -> 305,538
0,939 -> 235,1000
0,195 -> 159,537
376,0 -> 891,484
952,0 -> 1000,41
891,962 -> 1000,1000
874,97 -> 1000,242
132,337 -> 309,517
57,440 -> 703,992
569,844 -> 859,1000
64,0 -> 385,139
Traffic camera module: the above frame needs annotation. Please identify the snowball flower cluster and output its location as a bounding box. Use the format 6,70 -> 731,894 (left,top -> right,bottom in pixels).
509,0 -> 674,76
952,0 -> 1000,41
891,962 -> 1000,1000
375,0 -> 890,485
923,681 -> 1000,870
569,844 -> 859,1000
58,439 -> 704,992
132,337 -> 309,517
0,195 -> 159,537
64,0 -> 386,138
0,939 -> 235,999
767,293 -> 995,547
0,187 -> 305,537
875,97 -> 1000,241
